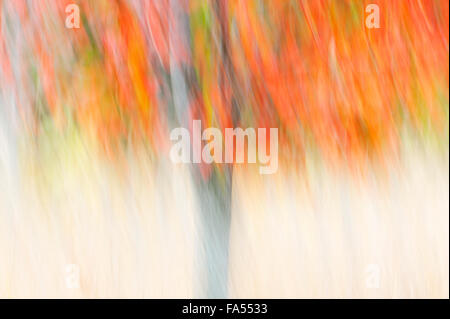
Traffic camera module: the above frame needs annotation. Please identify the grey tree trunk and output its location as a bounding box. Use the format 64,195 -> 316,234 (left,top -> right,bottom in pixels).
168,0 -> 237,298
193,166 -> 233,298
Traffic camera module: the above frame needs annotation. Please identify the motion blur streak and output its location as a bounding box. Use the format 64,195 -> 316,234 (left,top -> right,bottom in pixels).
0,0 -> 448,298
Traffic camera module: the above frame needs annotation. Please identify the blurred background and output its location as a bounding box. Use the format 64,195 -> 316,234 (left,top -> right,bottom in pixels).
0,0 -> 448,298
